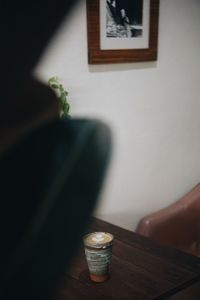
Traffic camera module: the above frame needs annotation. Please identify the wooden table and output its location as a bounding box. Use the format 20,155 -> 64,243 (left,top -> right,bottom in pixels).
58,218 -> 200,300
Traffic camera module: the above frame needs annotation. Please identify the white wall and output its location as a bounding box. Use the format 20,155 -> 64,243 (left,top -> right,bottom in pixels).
35,0 -> 200,231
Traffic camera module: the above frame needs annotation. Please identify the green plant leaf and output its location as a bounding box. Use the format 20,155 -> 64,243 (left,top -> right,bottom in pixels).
48,76 -> 70,117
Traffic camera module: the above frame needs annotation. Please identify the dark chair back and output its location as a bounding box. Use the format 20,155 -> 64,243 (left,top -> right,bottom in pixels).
0,118 -> 111,300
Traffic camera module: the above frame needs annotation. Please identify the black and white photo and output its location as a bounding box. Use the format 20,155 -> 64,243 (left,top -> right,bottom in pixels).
100,0 -> 150,50
106,0 -> 143,38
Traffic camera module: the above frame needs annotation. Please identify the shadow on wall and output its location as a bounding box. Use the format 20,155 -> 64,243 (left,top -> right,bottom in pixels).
88,61 -> 157,73
94,211 -> 143,232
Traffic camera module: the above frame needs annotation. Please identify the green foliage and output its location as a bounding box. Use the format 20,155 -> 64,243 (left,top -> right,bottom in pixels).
48,76 -> 70,118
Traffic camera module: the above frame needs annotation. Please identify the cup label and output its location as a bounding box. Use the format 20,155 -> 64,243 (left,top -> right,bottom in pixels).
85,247 -> 112,276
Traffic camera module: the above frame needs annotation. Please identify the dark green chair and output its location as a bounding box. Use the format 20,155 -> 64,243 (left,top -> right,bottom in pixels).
0,118 -> 111,300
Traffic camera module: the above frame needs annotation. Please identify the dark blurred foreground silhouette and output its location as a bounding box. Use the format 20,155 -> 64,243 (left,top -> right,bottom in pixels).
0,1 -> 111,299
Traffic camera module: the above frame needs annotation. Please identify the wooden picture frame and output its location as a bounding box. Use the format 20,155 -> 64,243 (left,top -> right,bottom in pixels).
87,0 -> 160,64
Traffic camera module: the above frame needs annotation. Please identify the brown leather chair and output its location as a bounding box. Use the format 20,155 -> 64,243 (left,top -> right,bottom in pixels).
136,184 -> 200,298
136,183 -> 200,257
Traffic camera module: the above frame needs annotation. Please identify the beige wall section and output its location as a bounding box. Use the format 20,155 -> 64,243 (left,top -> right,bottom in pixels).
35,0 -> 200,231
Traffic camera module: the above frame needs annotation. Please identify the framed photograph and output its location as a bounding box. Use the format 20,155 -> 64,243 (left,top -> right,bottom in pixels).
87,0 -> 160,64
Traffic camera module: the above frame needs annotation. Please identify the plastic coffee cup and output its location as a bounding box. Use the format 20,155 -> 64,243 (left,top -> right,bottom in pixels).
83,232 -> 114,283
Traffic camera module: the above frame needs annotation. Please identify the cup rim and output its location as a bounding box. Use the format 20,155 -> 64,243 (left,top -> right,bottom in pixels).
83,232 -> 114,248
